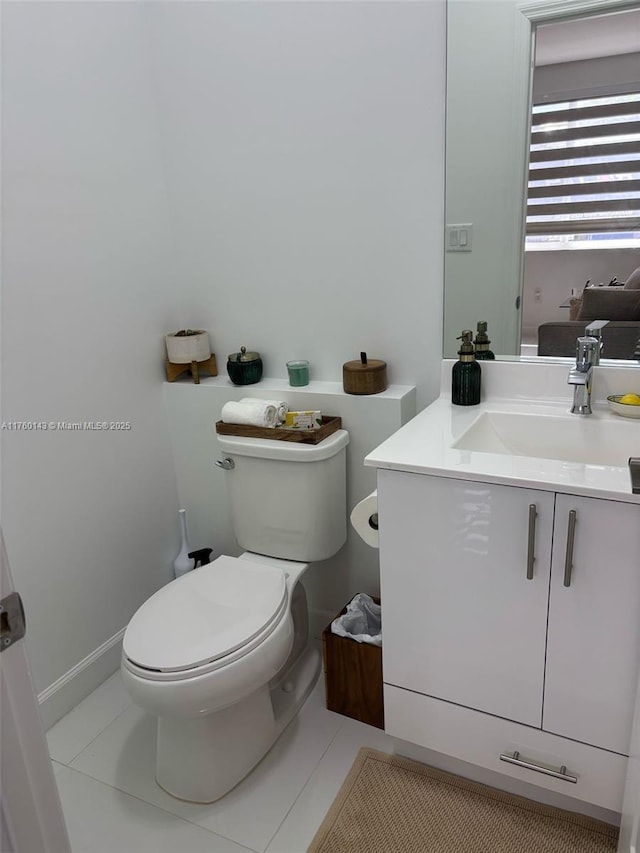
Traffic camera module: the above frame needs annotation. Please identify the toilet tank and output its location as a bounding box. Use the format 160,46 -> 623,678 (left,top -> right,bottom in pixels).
216,429 -> 349,562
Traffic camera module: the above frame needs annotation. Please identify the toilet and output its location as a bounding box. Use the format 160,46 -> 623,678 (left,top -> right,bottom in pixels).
121,428 -> 349,803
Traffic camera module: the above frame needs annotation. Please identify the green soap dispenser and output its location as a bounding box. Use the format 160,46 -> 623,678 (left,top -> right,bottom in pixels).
474,321 -> 495,360
452,330 -> 481,406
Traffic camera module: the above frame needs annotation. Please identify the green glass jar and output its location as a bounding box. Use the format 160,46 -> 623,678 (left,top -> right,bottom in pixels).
226,346 -> 263,386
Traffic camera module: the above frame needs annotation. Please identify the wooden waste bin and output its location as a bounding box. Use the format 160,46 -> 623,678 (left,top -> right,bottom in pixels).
321,597 -> 384,730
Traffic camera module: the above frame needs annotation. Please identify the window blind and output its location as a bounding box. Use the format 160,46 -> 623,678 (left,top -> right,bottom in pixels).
527,92 -> 640,242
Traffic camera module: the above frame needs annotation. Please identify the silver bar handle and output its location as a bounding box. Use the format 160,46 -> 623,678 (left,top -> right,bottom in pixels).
563,510 -> 577,587
526,504 -> 537,580
630,457 -> 640,495
500,750 -> 577,784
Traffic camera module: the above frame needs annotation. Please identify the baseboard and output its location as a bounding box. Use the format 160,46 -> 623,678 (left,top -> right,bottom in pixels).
37,628 -> 125,730
37,611 -> 339,730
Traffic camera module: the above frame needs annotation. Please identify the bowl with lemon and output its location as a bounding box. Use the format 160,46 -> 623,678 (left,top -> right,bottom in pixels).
607,393 -> 640,418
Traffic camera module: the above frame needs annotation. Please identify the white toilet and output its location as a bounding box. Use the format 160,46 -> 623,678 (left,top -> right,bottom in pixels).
121,428 -> 349,803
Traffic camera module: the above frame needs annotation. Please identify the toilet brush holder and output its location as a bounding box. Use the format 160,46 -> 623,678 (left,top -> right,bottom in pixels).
173,509 -> 193,579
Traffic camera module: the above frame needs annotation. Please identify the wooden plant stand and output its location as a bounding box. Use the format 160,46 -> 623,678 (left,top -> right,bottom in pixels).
165,354 -> 218,384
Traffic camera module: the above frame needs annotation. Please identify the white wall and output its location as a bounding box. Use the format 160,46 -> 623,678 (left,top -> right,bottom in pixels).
1,1 -> 446,722
1,2 -> 184,721
146,0 -> 446,411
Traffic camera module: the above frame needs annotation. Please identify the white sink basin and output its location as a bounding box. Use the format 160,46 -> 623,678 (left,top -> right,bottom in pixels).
452,410 -> 638,467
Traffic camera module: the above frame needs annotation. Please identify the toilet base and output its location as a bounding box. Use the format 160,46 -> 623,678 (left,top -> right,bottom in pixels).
155,644 -> 321,803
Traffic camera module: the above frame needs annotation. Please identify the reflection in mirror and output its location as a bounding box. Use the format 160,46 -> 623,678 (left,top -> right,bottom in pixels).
443,0 -> 640,365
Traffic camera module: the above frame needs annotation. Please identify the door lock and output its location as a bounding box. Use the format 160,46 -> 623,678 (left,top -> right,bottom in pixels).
0,591 -> 26,651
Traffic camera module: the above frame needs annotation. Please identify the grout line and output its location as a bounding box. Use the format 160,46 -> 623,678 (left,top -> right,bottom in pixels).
262,713 -> 349,853
58,675 -> 346,853
62,700 -> 135,767
57,765 -> 260,853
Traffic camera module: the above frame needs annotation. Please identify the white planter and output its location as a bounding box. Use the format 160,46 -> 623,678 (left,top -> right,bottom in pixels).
165,331 -> 211,364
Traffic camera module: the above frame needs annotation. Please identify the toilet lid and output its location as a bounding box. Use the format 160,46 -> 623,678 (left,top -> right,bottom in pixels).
123,555 -> 287,673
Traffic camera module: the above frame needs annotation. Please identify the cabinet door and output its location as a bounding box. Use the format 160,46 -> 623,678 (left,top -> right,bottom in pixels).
544,494 -> 640,755
378,470 -> 554,727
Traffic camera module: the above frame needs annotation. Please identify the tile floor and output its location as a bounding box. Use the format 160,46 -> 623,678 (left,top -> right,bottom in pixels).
47,669 -> 394,853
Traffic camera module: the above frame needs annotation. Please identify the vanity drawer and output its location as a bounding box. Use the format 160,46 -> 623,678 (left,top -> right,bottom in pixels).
384,684 -> 627,813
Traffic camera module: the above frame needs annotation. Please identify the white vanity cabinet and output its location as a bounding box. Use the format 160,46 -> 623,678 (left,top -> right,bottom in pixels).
378,468 -> 640,810
544,493 -> 640,756
378,470 -> 555,727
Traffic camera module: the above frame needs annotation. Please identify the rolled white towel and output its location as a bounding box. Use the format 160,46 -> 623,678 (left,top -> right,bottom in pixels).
221,401 -> 277,428
240,397 -> 289,425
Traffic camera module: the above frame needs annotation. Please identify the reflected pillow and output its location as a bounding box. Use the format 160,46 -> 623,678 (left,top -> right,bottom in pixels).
623,267 -> 640,290
577,287 -> 640,321
569,297 -> 582,320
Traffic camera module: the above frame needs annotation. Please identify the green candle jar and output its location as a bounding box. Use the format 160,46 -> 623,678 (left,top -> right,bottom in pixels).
287,360 -> 309,387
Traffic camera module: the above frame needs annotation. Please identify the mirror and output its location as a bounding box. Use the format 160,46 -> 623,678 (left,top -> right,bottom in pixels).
443,0 -> 640,363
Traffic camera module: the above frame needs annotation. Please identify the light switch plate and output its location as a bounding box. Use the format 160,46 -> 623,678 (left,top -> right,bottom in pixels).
446,223 -> 473,252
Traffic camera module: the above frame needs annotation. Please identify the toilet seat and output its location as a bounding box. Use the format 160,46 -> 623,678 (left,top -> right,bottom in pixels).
122,555 -> 288,681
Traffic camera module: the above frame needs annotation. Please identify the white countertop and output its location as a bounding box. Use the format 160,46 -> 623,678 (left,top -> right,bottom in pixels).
365,360 -> 640,503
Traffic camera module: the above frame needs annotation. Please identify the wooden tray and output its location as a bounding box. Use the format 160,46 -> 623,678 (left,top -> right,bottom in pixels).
215,415 -> 342,445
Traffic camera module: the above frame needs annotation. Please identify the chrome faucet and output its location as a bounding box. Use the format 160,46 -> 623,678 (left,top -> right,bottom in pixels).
568,336 -> 599,415
584,320 -> 609,364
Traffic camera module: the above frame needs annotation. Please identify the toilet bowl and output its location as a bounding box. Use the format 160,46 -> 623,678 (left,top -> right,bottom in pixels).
121,428 -> 349,803
122,553 -> 316,803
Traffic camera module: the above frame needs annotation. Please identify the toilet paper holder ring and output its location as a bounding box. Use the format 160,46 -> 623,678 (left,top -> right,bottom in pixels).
350,490 -> 379,548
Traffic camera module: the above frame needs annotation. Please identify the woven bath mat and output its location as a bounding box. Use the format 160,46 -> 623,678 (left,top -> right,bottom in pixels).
307,748 -> 618,853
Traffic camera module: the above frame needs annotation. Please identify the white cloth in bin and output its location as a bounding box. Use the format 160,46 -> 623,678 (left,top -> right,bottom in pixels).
331,593 -> 381,646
